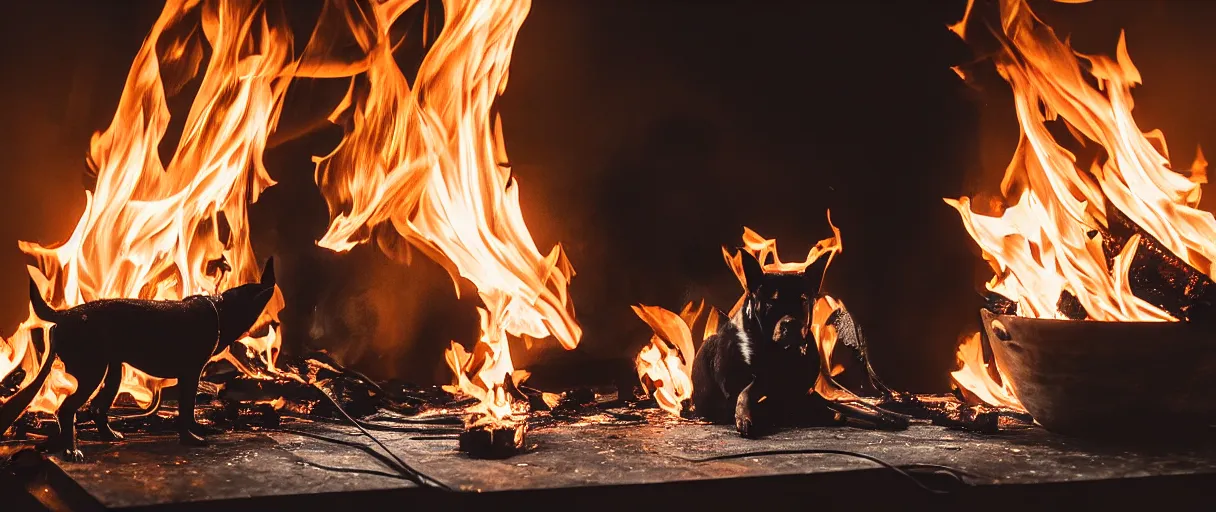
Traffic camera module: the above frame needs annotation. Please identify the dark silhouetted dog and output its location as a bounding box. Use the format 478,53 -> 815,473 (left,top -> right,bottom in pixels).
692,250 -> 831,437
0,259 -> 277,461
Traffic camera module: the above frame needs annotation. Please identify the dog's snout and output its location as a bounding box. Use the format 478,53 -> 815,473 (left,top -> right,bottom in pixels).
772,315 -> 798,342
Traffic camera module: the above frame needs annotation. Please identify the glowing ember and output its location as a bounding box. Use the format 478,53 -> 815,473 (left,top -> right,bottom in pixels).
944,0 -> 1216,407
633,301 -> 717,417
1,0 -> 290,420
304,0 -> 580,426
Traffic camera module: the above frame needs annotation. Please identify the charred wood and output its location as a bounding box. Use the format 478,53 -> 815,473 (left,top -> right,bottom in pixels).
458,419 -> 527,459
1102,202 -> 1216,323
827,400 -> 911,431
930,404 -> 1000,434
1056,290 -> 1088,320
983,292 -> 1018,316
0,368 -> 25,399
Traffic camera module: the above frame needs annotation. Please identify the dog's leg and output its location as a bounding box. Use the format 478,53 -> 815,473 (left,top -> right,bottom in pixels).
88,362 -> 125,441
735,378 -> 759,438
46,362 -> 106,462
175,375 -> 207,446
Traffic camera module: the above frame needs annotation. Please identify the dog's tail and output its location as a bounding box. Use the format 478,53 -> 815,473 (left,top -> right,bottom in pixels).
28,279 -> 64,323
0,327 -> 58,437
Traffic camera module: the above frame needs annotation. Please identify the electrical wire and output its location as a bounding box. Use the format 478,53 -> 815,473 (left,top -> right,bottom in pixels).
677,448 -> 981,494
292,413 -> 463,434
304,383 -> 973,495
309,382 -> 452,491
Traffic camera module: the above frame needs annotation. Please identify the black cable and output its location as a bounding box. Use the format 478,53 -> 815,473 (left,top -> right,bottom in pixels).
280,428 -> 414,478
677,448 -> 978,494
309,383 -> 452,490
287,413 -> 462,434
299,461 -> 413,481
282,428 -> 416,481
366,415 -> 465,426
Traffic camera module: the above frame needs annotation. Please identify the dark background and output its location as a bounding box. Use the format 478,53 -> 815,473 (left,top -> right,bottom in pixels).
0,0 -> 1214,393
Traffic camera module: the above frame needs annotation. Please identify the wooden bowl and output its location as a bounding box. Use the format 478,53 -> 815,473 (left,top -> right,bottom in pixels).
980,309 -> 1216,435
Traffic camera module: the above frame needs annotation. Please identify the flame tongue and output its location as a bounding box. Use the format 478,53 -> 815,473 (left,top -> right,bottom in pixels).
950,332 -> 1025,411
1,0 -> 294,415
304,0 -> 580,424
632,302 -> 715,417
948,0 -> 1216,323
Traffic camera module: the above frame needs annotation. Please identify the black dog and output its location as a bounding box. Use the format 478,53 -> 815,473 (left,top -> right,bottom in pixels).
0,259 -> 277,461
692,250 -> 831,437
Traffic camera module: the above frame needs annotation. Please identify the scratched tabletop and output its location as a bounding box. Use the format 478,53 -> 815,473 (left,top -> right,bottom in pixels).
25,409 -> 1216,509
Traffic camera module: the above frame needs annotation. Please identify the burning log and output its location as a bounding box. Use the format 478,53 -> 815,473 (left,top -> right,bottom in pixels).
458,417 -> 527,459
1100,203 -> 1216,324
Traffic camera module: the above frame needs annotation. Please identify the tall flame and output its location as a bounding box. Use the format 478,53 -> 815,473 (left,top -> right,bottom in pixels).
1,0 -> 291,417
946,0 -> 1215,322
305,0 -> 580,424
945,0 -> 1216,406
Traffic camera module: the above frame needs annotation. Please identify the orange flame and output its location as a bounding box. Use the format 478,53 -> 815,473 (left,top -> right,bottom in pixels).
298,0 -> 579,424
1,0 -> 292,417
807,294 -> 856,402
950,332 -> 1025,411
724,211 -> 842,318
946,0 -> 1216,322
944,0 -> 1215,407
632,301 -> 717,417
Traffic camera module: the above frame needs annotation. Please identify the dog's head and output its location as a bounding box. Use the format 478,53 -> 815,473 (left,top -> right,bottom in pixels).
215,258 -> 277,347
737,250 -> 828,350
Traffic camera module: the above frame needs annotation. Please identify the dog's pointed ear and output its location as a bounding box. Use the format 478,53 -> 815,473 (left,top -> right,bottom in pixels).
739,250 -> 764,294
260,257 -> 276,287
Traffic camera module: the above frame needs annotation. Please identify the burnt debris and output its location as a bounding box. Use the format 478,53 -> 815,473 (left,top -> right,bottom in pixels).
984,292 -> 1018,316
458,420 -> 527,459
1056,290 -> 1088,321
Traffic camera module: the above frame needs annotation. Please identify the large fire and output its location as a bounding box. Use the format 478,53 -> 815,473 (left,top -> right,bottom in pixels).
945,0 -> 1216,408
1,0 -> 576,430
1,0 -> 290,418
635,212 -> 849,417
303,0 -> 580,426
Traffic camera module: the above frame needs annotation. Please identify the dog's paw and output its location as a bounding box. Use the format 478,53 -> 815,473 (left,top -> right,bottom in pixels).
60,449 -> 85,463
735,414 -> 755,438
178,431 -> 209,447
